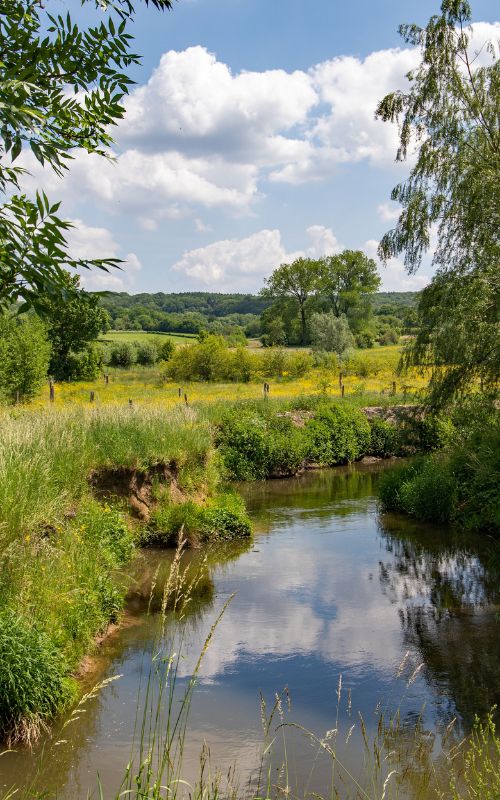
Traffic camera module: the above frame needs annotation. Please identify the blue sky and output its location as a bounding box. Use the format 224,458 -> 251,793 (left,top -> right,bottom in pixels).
24,0 -> 500,295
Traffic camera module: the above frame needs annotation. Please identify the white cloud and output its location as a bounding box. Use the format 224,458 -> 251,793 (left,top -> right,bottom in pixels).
172,229 -> 289,290
66,219 -> 142,291
364,239 -> 429,292
172,225 -> 342,291
305,225 -> 343,257
377,202 -> 401,223
119,46 -> 318,162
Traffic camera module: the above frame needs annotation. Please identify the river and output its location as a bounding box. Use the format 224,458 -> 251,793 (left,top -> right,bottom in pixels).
1,462 -> 499,798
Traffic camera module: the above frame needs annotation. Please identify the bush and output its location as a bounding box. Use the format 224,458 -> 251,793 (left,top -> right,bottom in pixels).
65,343 -> 103,380
216,407 -> 308,480
199,492 -> 252,541
309,312 -> 354,356
378,457 -> 457,524
0,315 -> 50,402
398,458 -> 457,523
305,403 -> 371,465
0,611 -> 74,744
158,340 -> 175,362
136,342 -> 158,366
142,492 -> 251,546
355,330 -> 375,349
110,342 -> 136,368
369,418 -> 400,457
285,351 -> 313,378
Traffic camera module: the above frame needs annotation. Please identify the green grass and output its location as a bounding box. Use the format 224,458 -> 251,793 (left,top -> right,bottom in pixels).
0,405 -> 218,743
99,330 -> 196,346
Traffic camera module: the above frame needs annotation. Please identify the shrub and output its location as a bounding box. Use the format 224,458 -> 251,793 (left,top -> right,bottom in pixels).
64,343 -> 103,380
199,492 -> 251,541
305,403 -> 371,465
309,312 -> 354,356
216,407 -> 308,480
0,611 -> 74,744
369,418 -> 400,457
0,315 -> 50,402
158,340 -> 175,362
136,342 -> 158,366
142,493 -> 251,546
398,458 -> 457,523
110,342 -> 137,368
286,351 -> 313,378
378,457 -> 457,524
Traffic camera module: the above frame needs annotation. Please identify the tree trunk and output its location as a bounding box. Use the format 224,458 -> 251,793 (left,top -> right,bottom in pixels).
300,304 -> 307,344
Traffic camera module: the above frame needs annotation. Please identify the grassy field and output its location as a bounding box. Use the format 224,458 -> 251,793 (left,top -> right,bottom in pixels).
99,330 -> 197,346
31,345 -> 427,409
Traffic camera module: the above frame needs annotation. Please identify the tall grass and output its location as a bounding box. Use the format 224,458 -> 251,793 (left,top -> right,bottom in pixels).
0,406 -> 217,743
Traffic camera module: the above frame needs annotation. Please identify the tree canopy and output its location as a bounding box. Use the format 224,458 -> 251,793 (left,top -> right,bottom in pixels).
37,273 -> 110,380
376,0 -> 499,404
262,258 -> 322,344
0,0 -> 172,312
316,251 -> 380,319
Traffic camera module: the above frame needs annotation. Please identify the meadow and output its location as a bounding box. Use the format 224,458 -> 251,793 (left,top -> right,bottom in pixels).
33,344 -> 427,410
99,330 -> 197,346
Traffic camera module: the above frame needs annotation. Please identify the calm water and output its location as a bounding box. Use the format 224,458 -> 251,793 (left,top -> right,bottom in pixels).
1,463 -> 499,798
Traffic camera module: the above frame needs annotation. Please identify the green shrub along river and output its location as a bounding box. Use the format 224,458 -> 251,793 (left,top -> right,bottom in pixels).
0,395 -> 497,767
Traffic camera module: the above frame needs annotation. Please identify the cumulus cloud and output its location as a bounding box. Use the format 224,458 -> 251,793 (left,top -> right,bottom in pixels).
66,219 -> 142,291
172,225 -> 342,291
377,202 -> 401,222
18,23 -> 500,222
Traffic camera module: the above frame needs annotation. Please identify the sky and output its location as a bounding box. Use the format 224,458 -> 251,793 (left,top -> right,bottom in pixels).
22,0 -> 500,295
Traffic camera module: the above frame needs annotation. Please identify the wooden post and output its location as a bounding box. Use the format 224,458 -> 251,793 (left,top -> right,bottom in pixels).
392,381 -> 396,395
339,371 -> 343,388
178,387 -> 182,398
104,374 -> 109,385
49,381 -> 55,402
341,384 -> 345,398
184,393 -> 188,406
90,391 -> 95,402
128,398 -> 133,406
15,390 -> 20,405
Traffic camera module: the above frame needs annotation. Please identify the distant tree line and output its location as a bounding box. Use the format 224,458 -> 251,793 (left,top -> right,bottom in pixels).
95,286 -> 418,346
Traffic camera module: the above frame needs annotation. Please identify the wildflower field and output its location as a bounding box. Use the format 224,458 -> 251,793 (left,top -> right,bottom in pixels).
30,344 -> 428,410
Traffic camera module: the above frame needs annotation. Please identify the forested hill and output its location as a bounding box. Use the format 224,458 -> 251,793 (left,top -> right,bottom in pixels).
97,290 -> 418,334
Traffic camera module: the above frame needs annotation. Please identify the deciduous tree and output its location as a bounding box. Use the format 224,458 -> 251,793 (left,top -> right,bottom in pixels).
376,0 -> 499,405
262,258 -> 321,344
0,0 -> 172,312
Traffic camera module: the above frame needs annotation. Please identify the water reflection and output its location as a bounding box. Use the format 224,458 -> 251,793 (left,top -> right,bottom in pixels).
1,463 -> 498,799
378,514 -> 500,728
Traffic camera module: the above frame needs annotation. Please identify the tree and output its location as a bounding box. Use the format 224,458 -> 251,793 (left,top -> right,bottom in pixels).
262,258 -> 321,345
38,274 -> 109,380
0,315 -> 50,402
0,0 -> 172,312
309,313 -> 354,357
376,1 -> 499,405
316,251 -> 381,323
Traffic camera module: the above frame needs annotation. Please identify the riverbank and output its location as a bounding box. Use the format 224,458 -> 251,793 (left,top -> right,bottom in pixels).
0,396 -> 444,744
1,462 -> 499,799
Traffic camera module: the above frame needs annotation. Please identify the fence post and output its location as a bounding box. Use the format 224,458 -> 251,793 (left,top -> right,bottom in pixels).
184,393 -> 189,406
128,398 -> 133,406
339,371 -> 343,388
341,384 -> 345,398
392,381 -> 397,395
104,374 -> 109,385
90,391 -> 95,402
49,380 -> 55,402
178,387 -> 182,398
